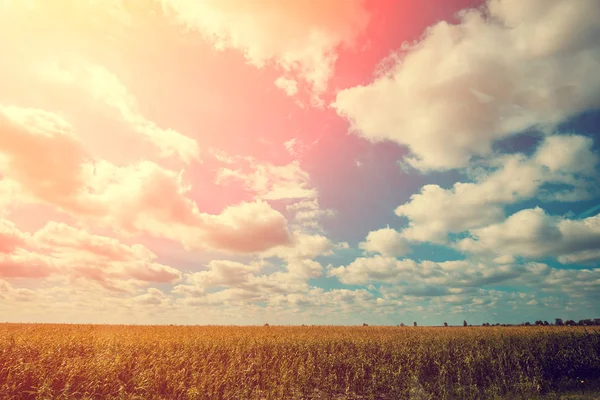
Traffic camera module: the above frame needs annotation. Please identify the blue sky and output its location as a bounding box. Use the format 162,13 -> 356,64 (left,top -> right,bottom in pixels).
0,0 -> 598,325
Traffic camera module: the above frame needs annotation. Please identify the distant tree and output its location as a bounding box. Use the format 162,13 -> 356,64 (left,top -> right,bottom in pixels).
362,323 -> 368,327
524,322 -> 531,326
535,320 -> 543,326
444,322 -> 448,327
593,319 -> 600,326
414,321 -> 417,327
579,319 -> 592,326
565,320 -> 576,326
264,323 -> 269,327
543,321 -> 549,326
400,323 -> 405,327
463,320 -> 468,327
555,318 -> 564,326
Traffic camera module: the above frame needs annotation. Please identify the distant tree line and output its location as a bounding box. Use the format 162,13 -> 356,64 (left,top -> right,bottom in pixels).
452,318 -> 600,327
392,318 -> 600,327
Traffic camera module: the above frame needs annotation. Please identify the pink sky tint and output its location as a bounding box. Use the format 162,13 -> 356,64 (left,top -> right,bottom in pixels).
5,0 -> 597,326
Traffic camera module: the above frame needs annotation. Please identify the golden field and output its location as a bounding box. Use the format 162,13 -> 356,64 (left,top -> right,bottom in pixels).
0,324 -> 599,399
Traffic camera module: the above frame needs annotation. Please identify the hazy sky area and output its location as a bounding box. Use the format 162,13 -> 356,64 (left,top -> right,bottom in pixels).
0,0 -> 599,325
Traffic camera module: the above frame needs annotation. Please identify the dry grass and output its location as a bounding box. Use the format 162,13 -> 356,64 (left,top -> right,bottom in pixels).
0,324 -> 599,399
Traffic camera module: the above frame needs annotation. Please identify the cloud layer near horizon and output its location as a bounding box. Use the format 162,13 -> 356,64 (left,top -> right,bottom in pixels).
0,0 -> 599,325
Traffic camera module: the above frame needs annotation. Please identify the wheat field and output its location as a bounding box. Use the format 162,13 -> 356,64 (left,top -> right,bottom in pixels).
0,324 -> 599,399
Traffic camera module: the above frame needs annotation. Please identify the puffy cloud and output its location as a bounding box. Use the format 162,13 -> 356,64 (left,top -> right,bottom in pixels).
0,219 -> 28,254
329,254 -> 600,307
0,250 -> 55,279
213,151 -> 334,233
132,288 -> 170,307
0,280 -> 37,302
259,232 -> 346,279
33,221 -> 155,261
261,232 -> 341,262
198,201 -> 291,253
359,227 -> 410,257
275,77 -> 299,96
216,160 -> 316,201
267,288 -> 376,316
329,256 -> 418,285
214,155 -> 336,235
288,199 -> 336,233
458,208 -> 600,265
535,135 -> 599,175
82,162 -> 291,253
186,260 -> 260,289
286,259 -> 324,279
0,106 -> 291,253
396,183 -> 505,243
84,162 -> 291,252
78,159 -> 202,239
0,219 -> 181,287
173,231 -> 342,306
395,135 -> 598,243
162,0 -> 369,97
329,255 -> 543,288
174,261 -> 313,306
334,0 -> 600,170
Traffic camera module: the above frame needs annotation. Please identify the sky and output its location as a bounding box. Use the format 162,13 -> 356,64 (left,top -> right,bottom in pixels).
0,0 -> 599,326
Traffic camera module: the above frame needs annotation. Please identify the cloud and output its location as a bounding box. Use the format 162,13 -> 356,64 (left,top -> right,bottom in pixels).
359,227 -> 410,257
132,288 -> 170,307
174,259 -> 314,307
261,232 -> 341,262
0,219 -> 182,288
395,135 -> 598,243
0,219 -> 29,254
334,0 -> 600,170
41,64 -> 200,164
216,160 -> 316,201
329,255 -> 532,288
286,259 -> 324,279
214,156 -> 336,235
33,221 -> 156,262
329,254 -> 600,307
458,207 -> 600,265
0,280 -> 37,302
0,180 -> 22,214
0,105 -> 89,210
0,106 -> 291,253
198,201 -> 291,253
0,250 -> 55,279
286,198 -> 336,232
283,138 -> 312,158
172,231 -> 343,306
185,260 -> 260,288
275,77 -> 299,96
84,162 -> 291,253
268,287 -> 375,312
162,0 -> 369,98
329,255 -> 408,285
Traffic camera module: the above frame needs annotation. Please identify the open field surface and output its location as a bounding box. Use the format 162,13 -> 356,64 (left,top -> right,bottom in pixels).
0,324 -> 599,399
